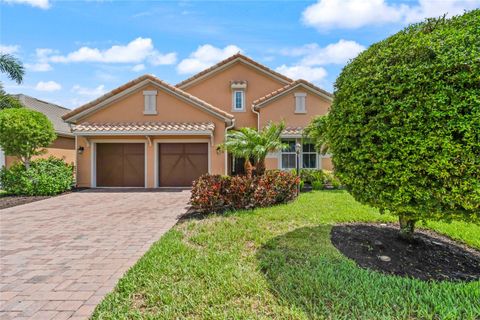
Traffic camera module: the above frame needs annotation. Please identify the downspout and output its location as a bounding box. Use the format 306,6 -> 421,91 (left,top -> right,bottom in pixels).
224,119 -> 236,175
251,104 -> 260,131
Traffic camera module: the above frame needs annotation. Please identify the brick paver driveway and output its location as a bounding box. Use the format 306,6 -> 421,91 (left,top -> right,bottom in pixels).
0,189 -> 191,320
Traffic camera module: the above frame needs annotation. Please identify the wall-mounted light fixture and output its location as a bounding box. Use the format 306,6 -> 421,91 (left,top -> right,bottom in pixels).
77,146 -> 84,155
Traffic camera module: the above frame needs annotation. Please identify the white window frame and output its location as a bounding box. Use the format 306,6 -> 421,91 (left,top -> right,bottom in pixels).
278,138 -> 319,170
301,140 -> 317,169
232,90 -> 245,112
294,92 -> 307,114
280,139 -> 297,170
143,90 -> 158,115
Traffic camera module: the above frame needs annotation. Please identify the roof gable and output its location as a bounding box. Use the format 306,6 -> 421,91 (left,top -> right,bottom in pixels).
176,53 -> 293,89
253,79 -> 333,109
62,75 -> 234,123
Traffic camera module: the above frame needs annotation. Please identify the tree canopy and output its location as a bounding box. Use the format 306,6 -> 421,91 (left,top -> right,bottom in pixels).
317,10 -> 480,238
220,122 -> 286,176
0,108 -> 56,168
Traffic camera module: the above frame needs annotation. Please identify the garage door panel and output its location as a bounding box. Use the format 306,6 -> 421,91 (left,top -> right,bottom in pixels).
96,143 -> 145,187
159,143 -> 208,187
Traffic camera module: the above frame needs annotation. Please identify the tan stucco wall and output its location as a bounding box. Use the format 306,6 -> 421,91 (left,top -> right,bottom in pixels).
182,62 -> 288,129
5,136 -> 75,168
75,84 -> 228,187
259,88 -> 330,129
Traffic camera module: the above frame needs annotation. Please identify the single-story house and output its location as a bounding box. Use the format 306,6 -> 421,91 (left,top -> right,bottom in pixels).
62,53 -> 333,188
0,94 -> 76,168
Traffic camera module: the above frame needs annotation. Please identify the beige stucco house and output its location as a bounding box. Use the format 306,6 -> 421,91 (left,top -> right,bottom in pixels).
62,53 -> 333,188
0,94 -> 76,168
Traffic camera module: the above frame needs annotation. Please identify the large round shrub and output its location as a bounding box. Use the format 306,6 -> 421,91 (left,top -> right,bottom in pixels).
327,10 -> 479,238
0,108 -> 56,168
0,157 -> 74,196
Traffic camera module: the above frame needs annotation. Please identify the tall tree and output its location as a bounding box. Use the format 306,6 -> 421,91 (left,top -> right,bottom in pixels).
310,10 -> 480,240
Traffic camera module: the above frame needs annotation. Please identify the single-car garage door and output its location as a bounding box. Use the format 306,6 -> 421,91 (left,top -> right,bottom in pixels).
159,143 -> 208,187
96,143 -> 145,187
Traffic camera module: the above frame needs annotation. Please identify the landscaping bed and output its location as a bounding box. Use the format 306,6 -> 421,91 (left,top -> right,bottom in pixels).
92,191 -> 480,319
0,188 -> 86,210
0,194 -> 52,210
331,223 -> 480,282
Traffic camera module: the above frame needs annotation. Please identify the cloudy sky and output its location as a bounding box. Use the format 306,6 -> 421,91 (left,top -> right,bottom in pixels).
1,0 -> 479,109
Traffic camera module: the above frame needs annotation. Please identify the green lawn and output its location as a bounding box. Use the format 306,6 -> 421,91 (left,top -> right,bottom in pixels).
93,191 -> 480,320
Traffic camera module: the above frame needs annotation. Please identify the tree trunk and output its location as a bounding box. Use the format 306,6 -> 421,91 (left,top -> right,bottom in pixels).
398,215 -> 416,241
244,159 -> 253,179
255,159 -> 266,176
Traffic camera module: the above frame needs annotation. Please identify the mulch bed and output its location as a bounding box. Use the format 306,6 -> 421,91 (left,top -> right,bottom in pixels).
0,188 -> 88,210
331,223 -> 480,282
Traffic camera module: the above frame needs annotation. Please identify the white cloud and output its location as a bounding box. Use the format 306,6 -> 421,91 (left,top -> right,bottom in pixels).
48,37 -> 177,65
3,0 -> 50,9
131,64 -> 145,72
149,52 -> 177,66
35,81 -> 61,92
276,65 -> 328,82
25,62 -> 52,72
281,40 -> 365,65
0,44 -> 20,54
177,44 -> 242,74
72,84 -> 106,96
404,0 -> 480,23
25,48 -> 55,72
302,0 -> 479,30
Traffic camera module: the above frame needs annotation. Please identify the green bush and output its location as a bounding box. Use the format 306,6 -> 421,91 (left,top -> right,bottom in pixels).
0,157 -> 74,196
311,181 -> 323,190
324,10 -> 480,238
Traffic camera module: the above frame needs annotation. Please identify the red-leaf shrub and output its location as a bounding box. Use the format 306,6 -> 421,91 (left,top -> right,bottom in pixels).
226,175 -> 255,209
253,170 -> 299,207
190,174 -> 230,212
190,170 -> 299,212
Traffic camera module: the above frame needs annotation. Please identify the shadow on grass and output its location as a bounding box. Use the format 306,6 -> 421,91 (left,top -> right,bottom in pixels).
256,225 -> 480,319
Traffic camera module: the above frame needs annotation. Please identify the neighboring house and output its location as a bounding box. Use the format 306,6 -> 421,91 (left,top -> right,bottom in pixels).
1,94 -> 76,168
62,53 -> 333,188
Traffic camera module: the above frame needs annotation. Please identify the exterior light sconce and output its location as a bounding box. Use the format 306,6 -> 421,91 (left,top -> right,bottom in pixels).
77,146 -> 84,155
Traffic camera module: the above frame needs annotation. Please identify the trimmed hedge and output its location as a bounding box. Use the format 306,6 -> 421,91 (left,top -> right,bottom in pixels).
0,157 -> 74,196
190,170 -> 299,212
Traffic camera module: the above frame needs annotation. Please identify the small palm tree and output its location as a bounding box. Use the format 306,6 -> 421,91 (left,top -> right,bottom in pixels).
220,121 -> 286,177
0,54 -> 25,84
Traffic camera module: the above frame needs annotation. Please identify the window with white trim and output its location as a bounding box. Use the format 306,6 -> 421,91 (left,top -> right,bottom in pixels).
281,139 -> 296,169
143,90 -> 157,115
295,92 -> 306,113
232,90 -> 245,111
302,141 -> 317,168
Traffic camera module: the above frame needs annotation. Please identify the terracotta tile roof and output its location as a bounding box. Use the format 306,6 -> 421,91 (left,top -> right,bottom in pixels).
72,121 -> 215,134
62,74 -> 234,122
253,79 -> 333,108
282,127 -> 304,136
175,53 -> 293,88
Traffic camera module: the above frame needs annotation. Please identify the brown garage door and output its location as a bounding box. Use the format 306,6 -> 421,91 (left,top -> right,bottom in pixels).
96,143 -> 145,187
159,143 -> 208,187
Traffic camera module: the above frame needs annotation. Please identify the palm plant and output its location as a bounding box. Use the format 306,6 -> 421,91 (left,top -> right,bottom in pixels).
220,121 -> 287,177
0,54 -> 25,84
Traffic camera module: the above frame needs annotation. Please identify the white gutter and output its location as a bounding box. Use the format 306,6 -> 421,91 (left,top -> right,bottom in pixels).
224,119 -> 236,174
251,104 -> 260,131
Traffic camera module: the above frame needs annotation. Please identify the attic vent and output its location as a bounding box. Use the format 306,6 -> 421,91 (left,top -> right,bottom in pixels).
143,90 -> 157,115
294,92 -> 306,114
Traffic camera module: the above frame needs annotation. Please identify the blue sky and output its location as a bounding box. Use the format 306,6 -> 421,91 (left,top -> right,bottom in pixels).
1,0 -> 479,109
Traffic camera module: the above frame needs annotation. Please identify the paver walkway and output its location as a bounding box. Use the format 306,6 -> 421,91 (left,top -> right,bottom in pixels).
0,189 -> 191,320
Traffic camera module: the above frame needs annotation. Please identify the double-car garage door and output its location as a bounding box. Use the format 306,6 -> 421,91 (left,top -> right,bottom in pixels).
96,142 -> 208,187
